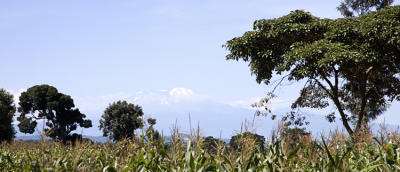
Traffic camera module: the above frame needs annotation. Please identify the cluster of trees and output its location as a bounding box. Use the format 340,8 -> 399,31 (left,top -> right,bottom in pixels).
202,128 -> 310,154
1,84 -> 301,151
202,132 -> 265,153
0,84 -> 152,143
1,84 -> 269,149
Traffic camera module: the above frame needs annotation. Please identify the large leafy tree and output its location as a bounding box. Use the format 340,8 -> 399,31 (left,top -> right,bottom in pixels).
17,85 -> 92,142
0,89 -> 16,142
99,101 -> 144,141
224,6 -> 400,137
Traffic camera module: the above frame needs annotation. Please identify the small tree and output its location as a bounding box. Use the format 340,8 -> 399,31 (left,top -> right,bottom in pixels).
17,84 -> 92,143
0,89 -> 16,142
229,132 -> 265,152
203,136 -> 225,154
145,118 -> 161,142
99,101 -> 144,141
280,127 -> 310,150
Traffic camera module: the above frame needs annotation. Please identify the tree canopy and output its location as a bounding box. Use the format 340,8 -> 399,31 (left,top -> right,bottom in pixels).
229,132 -> 265,151
145,118 -> 161,142
0,89 -> 16,142
203,136 -> 225,154
224,6 -> 400,137
99,100 -> 144,141
337,0 -> 394,17
17,84 -> 92,142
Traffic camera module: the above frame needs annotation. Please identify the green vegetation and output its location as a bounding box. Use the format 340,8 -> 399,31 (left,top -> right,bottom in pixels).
17,85 -> 92,143
145,118 -> 162,142
224,5 -> 400,138
0,89 -> 16,142
229,132 -> 265,152
99,101 -> 145,141
279,127 -> 311,150
2,128 -> 400,171
1,1 -> 400,171
203,136 -> 224,154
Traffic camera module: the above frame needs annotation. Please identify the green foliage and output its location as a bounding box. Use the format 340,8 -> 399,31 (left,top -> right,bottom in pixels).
147,118 -> 156,126
280,127 -> 310,150
337,0 -> 394,17
99,101 -> 144,141
0,89 -> 16,142
203,136 -> 224,154
229,132 -> 265,152
17,84 -> 92,143
145,118 -> 161,142
2,131 -> 400,171
224,6 -> 400,136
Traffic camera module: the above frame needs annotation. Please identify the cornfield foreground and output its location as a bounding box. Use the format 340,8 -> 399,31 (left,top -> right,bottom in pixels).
2,127 -> 400,171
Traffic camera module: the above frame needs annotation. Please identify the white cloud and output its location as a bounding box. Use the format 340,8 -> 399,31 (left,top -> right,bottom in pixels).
169,88 -> 196,103
134,88 -> 205,105
169,88 -> 194,97
74,88 -> 204,112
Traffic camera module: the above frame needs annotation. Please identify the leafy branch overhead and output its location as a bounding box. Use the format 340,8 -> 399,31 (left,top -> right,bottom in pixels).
224,6 -> 400,136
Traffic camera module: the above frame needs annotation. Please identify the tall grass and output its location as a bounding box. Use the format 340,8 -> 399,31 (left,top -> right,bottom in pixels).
2,125 -> 400,171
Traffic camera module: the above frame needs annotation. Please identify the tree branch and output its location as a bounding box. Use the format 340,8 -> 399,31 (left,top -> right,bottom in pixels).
316,68 -> 354,135
355,72 -> 368,134
270,74 -> 290,93
314,79 -> 334,99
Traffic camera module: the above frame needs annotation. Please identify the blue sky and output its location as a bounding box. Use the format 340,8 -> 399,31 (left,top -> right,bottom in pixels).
1,0 -> 400,138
